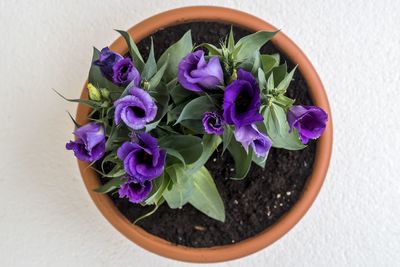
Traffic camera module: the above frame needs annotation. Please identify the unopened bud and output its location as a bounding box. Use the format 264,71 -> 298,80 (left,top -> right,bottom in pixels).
230,69 -> 238,82
143,80 -> 150,90
100,88 -> 110,99
87,83 -> 101,101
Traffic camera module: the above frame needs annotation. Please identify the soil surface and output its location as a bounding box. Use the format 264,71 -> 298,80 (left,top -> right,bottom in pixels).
108,22 -> 316,247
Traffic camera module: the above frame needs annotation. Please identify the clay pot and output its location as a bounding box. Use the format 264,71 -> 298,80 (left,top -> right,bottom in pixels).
75,6 -> 333,263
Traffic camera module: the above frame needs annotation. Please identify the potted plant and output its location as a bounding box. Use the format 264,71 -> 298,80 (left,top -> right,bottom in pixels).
60,6 -> 332,263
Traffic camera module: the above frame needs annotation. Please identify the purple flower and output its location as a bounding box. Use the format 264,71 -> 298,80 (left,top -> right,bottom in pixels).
234,124 -> 272,157
178,50 -> 223,92
118,177 -> 152,203
117,132 -> 166,181
287,105 -> 328,144
66,122 -> 105,162
202,112 -> 224,135
94,47 -> 141,87
223,69 -> 263,128
114,87 -> 157,130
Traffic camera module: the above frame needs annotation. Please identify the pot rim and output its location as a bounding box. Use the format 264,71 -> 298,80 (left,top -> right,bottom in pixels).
76,6 -> 333,263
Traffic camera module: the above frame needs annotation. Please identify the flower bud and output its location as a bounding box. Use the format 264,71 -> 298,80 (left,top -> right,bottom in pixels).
87,83 -> 102,101
143,80 -> 150,90
229,68 -> 237,82
100,88 -> 110,99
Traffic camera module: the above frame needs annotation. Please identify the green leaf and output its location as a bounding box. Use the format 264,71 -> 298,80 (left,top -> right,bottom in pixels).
238,50 -> 259,71
141,38 -> 157,80
267,72 -> 275,94
188,167 -> 225,222
170,85 -> 196,105
146,85 -> 170,132
67,111 -> 80,128
272,94 -> 295,109
262,103 -> 306,150
53,88 -> 102,108
275,65 -> 297,94
157,30 -> 192,82
257,68 -> 267,92
100,164 -> 126,178
168,102 -> 185,123
180,119 -> 205,134
267,102 -> 286,136
175,95 -> 217,124
234,31 -> 277,62
94,177 -> 124,193
101,152 -> 118,173
116,30 -> 144,72
251,52 -> 261,74
227,139 -> 253,180
222,125 -> 233,154
187,135 -> 222,174
228,27 -> 235,51
105,124 -> 123,152
165,148 -> 186,167
252,151 -> 269,168
144,174 -> 169,205
158,135 -> 203,164
272,63 -> 287,86
133,198 -> 165,224
163,165 -> 193,208
148,55 -> 169,90
261,54 -> 280,74
201,43 -> 221,56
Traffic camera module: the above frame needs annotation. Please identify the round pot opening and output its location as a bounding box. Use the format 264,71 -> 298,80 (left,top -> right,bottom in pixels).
76,6 -> 333,263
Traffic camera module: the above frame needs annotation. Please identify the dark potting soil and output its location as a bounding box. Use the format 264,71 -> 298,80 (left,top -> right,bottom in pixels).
107,22 -> 316,247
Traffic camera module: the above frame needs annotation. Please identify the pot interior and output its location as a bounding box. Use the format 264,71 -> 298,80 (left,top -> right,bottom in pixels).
99,21 -> 317,248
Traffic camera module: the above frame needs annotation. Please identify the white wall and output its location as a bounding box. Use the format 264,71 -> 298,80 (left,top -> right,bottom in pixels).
0,0 -> 399,266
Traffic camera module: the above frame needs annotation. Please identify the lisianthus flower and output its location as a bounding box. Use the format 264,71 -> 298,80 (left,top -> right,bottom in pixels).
178,50 -> 223,92
287,105 -> 328,144
114,87 -> 157,130
234,124 -> 272,157
66,122 -> 105,162
223,69 -> 263,128
118,176 -> 152,203
202,111 -> 224,135
94,47 -> 141,87
117,132 -> 166,181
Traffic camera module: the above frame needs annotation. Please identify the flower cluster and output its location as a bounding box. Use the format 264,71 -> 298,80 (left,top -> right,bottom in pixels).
64,29 -> 328,222
117,133 -> 166,203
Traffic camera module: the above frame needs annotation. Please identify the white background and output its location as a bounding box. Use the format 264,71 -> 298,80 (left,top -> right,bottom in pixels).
1,0 -> 399,266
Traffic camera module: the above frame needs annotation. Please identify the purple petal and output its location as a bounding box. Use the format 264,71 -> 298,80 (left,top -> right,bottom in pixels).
117,141 -> 140,160
234,124 -> 271,157
178,50 -> 223,92
113,88 -> 157,130
66,122 -> 105,162
118,132 -> 166,181
112,57 -> 141,86
223,73 -> 263,128
202,112 -> 224,135
287,105 -> 328,144
118,177 -> 152,204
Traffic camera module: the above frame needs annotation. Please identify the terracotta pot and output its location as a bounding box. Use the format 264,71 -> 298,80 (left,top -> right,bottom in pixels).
75,6 -> 333,263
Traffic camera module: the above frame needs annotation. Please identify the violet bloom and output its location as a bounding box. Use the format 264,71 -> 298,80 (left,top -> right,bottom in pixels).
117,132 -> 166,181
114,87 -> 157,130
223,69 -> 263,128
287,105 -> 328,144
66,122 -> 105,162
118,176 -> 152,204
202,112 -> 224,135
94,47 -> 141,87
178,50 -> 223,92
234,124 -> 272,157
